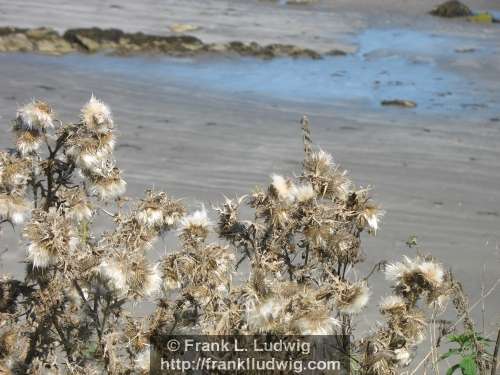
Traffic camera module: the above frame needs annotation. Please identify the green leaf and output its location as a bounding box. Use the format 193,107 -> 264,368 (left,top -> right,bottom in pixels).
448,333 -> 469,346
459,356 -> 477,375
447,364 -> 460,375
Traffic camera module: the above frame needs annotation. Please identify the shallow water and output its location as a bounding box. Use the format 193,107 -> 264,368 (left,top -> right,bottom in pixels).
1,28 -> 498,117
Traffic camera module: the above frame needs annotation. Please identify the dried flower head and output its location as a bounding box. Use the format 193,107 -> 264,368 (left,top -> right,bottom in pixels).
0,152 -> 31,193
14,129 -> 43,155
292,182 -> 315,203
136,190 -> 185,228
380,295 -> 407,316
102,215 -> 157,254
0,194 -> 31,224
389,308 -> 427,345
385,256 -> 445,298
303,220 -> 334,249
246,296 -> 286,332
418,260 -> 445,287
85,162 -> 126,200
359,201 -> 384,234
335,280 -> 371,314
58,187 -> 93,222
270,174 -> 296,202
303,149 -> 352,200
100,253 -> 162,299
292,310 -> 340,335
179,207 -> 211,243
215,196 -> 245,238
16,100 -> 54,130
99,259 -> 128,295
394,348 -> 412,367
66,131 -> 115,172
25,208 -> 78,268
81,95 -> 113,133
304,149 -> 333,177
0,329 -> 16,358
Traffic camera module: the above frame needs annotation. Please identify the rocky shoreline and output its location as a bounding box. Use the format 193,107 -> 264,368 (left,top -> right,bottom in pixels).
0,26 -> 347,59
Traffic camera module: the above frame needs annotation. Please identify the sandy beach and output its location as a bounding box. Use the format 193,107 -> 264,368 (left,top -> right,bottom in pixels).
0,0 -> 499,345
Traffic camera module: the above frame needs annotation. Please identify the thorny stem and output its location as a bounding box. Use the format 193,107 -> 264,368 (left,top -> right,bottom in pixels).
301,115 -> 312,158
40,129 -> 70,210
451,277 -> 486,374
73,280 -> 103,341
363,261 -> 387,281
51,315 -> 74,362
101,294 -> 113,334
24,313 -> 53,366
281,235 -> 295,281
235,254 -> 247,270
24,291 -> 65,367
233,229 -> 255,271
303,242 -> 310,266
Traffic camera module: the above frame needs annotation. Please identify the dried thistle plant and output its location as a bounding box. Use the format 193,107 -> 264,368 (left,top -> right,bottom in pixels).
0,100 -> 492,374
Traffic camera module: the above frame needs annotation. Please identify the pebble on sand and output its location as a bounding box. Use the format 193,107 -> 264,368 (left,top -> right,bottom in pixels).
169,24 -> 201,33
381,100 -> 417,108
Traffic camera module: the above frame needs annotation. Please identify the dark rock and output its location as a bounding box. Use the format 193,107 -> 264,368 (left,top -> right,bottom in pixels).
454,47 -> 476,53
461,103 -> 487,110
64,27 -> 124,44
0,26 -> 325,59
0,26 -> 28,36
35,38 -> 74,55
476,211 -> 499,217
25,27 -> 59,41
325,49 -> 348,56
381,99 -> 417,108
224,41 -> 320,59
36,85 -> 56,91
430,1 -> 472,18
0,33 -> 34,52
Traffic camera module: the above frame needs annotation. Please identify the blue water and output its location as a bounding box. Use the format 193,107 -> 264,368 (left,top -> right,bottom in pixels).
2,28 -> 499,116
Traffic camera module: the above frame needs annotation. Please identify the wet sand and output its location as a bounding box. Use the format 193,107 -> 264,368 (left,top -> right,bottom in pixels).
0,0 -> 499,342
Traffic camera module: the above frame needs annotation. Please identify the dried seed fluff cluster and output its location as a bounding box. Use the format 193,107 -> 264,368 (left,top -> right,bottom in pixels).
13,100 -> 54,156
0,152 -> 31,224
66,95 -> 126,200
0,104 -> 462,375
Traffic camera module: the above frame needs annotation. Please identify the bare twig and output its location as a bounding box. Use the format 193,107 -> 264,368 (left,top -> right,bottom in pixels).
411,278 -> 500,374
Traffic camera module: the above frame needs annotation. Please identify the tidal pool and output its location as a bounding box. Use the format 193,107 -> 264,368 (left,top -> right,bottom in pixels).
1,28 -> 498,117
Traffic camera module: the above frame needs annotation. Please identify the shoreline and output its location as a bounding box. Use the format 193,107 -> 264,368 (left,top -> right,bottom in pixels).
0,26 -> 346,59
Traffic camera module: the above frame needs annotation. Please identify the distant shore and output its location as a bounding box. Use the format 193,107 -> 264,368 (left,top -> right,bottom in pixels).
0,26 -> 341,59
